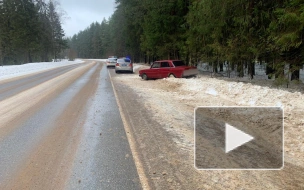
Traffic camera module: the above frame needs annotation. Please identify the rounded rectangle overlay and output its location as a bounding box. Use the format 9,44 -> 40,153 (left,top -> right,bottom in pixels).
194,106 -> 284,170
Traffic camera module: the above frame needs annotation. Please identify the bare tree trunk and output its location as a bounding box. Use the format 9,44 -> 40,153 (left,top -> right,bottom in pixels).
248,60 -> 255,79
213,62 -> 218,73
291,62 -> 300,81
148,54 -> 151,65
237,61 -> 244,77
219,61 -> 223,72
227,61 -> 230,78
231,62 -> 235,71
28,51 -> 32,63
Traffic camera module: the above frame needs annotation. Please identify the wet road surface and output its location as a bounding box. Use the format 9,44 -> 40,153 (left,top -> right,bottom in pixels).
0,61 -> 141,189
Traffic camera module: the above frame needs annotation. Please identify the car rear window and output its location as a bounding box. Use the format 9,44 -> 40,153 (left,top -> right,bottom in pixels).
117,59 -> 124,63
172,60 -> 186,66
117,58 -> 131,63
108,58 -> 117,62
161,62 -> 170,67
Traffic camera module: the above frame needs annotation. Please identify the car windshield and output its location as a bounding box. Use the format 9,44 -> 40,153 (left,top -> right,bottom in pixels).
172,60 -> 186,67
152,62 -> 160,68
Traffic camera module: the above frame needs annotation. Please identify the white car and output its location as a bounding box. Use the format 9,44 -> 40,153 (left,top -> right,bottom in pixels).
115,58 -> 133,73
106,58 -> 117,67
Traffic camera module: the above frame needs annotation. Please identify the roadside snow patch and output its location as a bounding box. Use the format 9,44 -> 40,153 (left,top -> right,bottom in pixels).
205,88 -> 218,96
249,99 -> 256,105
276,102 -> 283,107
133,65 -> 142,71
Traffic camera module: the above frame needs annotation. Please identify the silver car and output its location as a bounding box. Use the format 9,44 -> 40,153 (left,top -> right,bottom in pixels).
106,58 -> 117,67
115,58 -> 133,73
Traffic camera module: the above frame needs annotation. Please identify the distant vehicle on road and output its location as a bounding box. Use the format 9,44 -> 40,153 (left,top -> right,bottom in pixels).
139,60 -> 198,80
115,58 -> 133,73
107,57 -> 117,67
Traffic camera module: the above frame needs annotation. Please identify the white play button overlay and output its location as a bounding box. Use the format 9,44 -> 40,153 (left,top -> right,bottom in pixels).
225,123 -> 254,153
195,107 -> 283,169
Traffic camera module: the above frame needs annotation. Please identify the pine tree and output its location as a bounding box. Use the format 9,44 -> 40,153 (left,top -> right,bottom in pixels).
47,0 -> 66,61
0,0 -> 67,64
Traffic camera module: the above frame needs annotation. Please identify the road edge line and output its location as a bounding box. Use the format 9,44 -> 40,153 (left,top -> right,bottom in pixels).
108,69 -> 151,190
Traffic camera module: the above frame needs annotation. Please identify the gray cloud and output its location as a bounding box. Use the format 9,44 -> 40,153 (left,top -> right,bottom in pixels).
60,0 -> 116,37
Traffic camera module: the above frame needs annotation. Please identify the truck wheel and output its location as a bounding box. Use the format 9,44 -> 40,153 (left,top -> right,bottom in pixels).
142,74 -> 148,80
168,73 -> 175,78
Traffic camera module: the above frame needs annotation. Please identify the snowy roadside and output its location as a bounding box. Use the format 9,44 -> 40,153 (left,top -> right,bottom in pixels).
0,59 -> 84,81
113,63 -> 304,188
87,59 -> 107,62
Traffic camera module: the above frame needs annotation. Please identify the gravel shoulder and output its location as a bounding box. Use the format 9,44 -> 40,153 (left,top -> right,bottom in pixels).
111,64 -> 304,189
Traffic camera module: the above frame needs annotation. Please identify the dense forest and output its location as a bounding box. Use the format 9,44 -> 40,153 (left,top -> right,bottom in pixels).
1,0 -> 303,81
0,0 -> 66,65
68,0 -> 304,81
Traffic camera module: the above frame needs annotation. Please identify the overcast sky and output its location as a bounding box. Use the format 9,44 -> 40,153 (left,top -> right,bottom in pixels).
60,0 -> 116,37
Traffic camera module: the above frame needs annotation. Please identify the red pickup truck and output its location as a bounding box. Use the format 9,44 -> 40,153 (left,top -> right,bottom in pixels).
139,60 -> 198,80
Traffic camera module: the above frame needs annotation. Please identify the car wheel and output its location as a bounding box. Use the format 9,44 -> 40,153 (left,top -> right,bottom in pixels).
142,74 -> 148,80
168,73 -> 175,78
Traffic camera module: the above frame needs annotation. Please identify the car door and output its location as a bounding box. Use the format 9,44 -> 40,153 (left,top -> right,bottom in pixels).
149,62 -> 161,78
160,62 -> 171,78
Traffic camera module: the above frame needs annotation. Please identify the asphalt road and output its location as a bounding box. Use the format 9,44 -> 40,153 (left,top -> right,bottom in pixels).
0,61 -> 141,190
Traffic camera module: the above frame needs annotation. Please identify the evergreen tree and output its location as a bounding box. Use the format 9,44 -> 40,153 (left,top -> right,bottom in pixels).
47,0 -> 66,61
0,0 -> 66,64
67,0 -> 304,83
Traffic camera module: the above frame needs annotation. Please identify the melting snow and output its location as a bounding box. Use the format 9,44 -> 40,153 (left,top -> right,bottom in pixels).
205,88 -> 218,96
249,99 -> 256,106
276,102 -> 283,107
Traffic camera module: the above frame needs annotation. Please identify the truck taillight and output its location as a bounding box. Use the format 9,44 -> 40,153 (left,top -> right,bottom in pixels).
116,63 -> 119,66
129,63 -> 133,67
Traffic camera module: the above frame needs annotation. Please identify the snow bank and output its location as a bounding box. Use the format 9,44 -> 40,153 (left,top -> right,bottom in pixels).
205,88 -> 218,96
113,70 -> 304,167
0,59 -> 84,81
132,63 -> 150,73
88,59 -> 107,62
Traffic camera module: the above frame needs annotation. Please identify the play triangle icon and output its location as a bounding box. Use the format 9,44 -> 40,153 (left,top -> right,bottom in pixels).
225,123 -> 254,153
